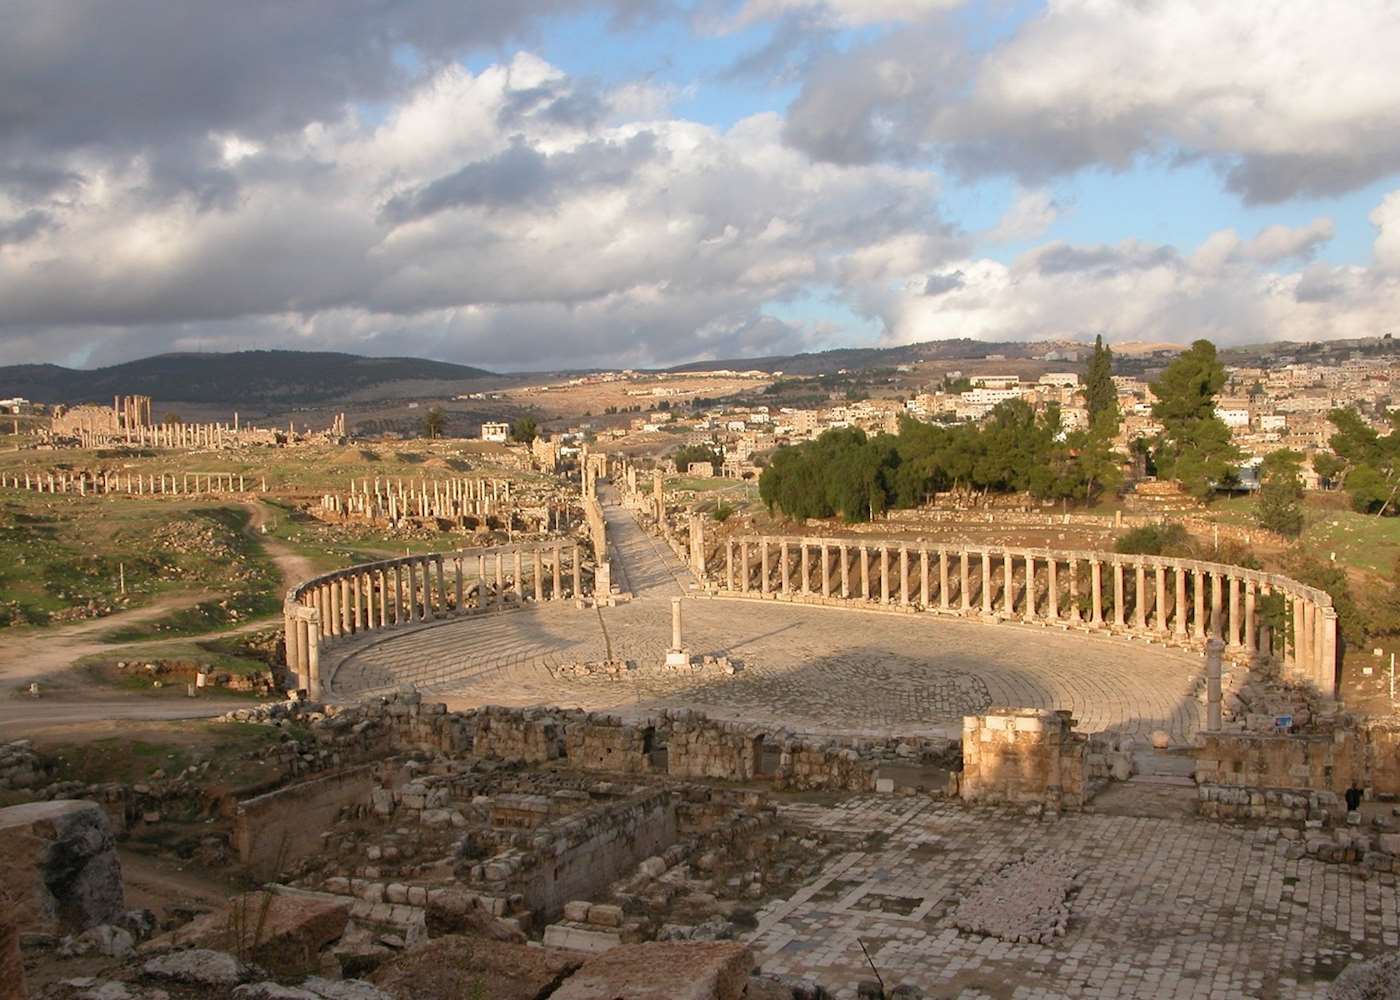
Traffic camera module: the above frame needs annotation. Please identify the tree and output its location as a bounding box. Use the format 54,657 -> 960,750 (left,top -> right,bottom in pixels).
163,412 -> 183,425
1149,339 -> 1241,498
1256,449 -> 1305,538
1084,334 -> 1119,434
672,444 -> 722,471
510,416 -> 538,444
1312,452 -> 1346,490
1327,407 -> 1400,513
421,407 -> 445,439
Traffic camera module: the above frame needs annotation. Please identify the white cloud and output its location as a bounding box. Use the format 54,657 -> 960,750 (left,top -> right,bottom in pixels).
984,188 -> 1059,245
730,0 -> 962,30
785,0 -> 1400,202
1372,190 -> 1400,272
1242,218 -> 1335,264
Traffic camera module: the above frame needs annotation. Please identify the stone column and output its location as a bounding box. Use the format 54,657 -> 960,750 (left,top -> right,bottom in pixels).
435,557 -> 447,615
1091,559 -> 1103,625
840,543 -> 850,598
959,550 -> 971,612
1113,561 -> 1125,627
533,549 -> 544,603
672,597 -> 683,649
1134,562 -> 1147,631
1243,578 -> 1257,652
407,561 -> 420,621
351,573 -> 362,632
725,540 -> 734,592
573,543 -> 582,600
823,543 -> 832,598
919,546 -> 930,608
899,546 -> 909,607
981,550 -> 993,616
1301,599 -> 1316,682
1227,575 -> 1241,648
780,539 -> 791,595
1210,572 -> 1224,639
939,549 -> 950,610
1193,568 -> 1206,639
760,538 -> 771,596
1174,564 -> 1188,637
1206,637 -> 1224,731
859,546 -> 870,601
494,552 -> 505,608
393,565 -> 403,624
1024,554 -> 1036,621
802,542 -> 812,596
329,578 -> 342,638
740,540 -> 750,593
1311,602 -> 1326,687
1003,552 -> 1015,615
1047,557 -> 1058,621
553,543 -> 562,600
1067,558 -> 1080,622
513,550 -> 524,601
880,546 -> 890,604
366,572 -> 377,628
1319,606 -> 1338,697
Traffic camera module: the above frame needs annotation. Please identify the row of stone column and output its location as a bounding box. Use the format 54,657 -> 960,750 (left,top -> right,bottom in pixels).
0,470 -> 259,495
347,477 -> 510,502
321,490 -> 500,522
716,538 -> 1339,695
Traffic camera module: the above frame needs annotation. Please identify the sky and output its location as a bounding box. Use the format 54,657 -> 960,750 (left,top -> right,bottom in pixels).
3,1 -> 1400,372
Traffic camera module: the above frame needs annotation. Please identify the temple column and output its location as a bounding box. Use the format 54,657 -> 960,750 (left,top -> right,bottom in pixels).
1154,564 -> 1167,632
726,541 -> 735,592
880,546 -> 890,604
1227,575 -> 1241,648
740,540 -> 750,593
780,539 -> 791,595
1210,572 -> 1224,639
822,543 -> 832,598
1003,552 -> 1015,615
1024,554 -> 1036,620
1174,564 -> 1188,636
981,550 -> 993,616
1193,568 -> 1206,639
959,550 -> 971,613
920,547 -> 929,607
534,549 -> 544,603
899,546 -> 909,607
553,544 -> 562,599
351,574 -> 361,632
802,542 -> 811,596
1134,562 -> 1147,631
761,538 -> 771,596
393,565 -> 403,624
366,571 -> 377,627
306,622 -> 321,700
1113,561 -> 1125,627
840,543 -> 850,598
1047,557 -> 1059,621
939,549 -> 950,610
861,546 -> 871,601
1091,559 -> 1103,625
1068,558 -> 1081,622
1244,579 -> 1257,652
329,579 -> 342,638
1319,607 -> 1338,696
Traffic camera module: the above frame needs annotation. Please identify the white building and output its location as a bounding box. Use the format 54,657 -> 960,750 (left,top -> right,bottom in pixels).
481,421 -> 510,443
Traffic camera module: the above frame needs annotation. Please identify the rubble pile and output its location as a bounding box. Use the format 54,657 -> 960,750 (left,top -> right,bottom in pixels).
950,852 -> 1079,945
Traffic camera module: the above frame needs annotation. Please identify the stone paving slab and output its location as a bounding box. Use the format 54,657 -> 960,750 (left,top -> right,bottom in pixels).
751,797 -> 1393,999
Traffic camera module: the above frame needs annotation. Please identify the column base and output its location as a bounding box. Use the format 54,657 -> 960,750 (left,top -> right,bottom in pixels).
665,649 -> 691,667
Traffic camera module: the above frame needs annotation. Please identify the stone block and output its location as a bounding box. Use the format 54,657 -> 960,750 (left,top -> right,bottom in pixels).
543,923 -> 623,954
0,800 -> 124,935
563,900 -> 592,922
587,904 -> 625,927
551,940 -> 752,1000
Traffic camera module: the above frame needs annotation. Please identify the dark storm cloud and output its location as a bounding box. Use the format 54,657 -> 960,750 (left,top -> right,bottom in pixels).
0,209 -> 51,245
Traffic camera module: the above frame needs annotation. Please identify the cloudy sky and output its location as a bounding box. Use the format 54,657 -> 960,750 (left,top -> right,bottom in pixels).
3,0 -> 1400,371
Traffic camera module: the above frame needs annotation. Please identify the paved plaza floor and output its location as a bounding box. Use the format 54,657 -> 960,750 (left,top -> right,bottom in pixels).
325,495 -> 1205,741
754,796 -> 1394,999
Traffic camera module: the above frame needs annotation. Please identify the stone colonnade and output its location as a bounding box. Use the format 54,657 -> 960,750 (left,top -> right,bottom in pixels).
284,541 -> 590,697
713,536 -> 1339,697
0,470 -> 259,495
320,476 -> 512,523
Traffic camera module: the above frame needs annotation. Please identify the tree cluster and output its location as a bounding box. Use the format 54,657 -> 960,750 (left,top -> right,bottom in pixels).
1324,407 -> 1400,514
1148,339 -> 1241,498
760,400 -> 1122,524
672,444 -> 723,471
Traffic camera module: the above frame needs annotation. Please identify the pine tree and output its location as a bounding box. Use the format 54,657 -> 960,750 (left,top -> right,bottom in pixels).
1084,334 -> 1118,433
1149,339 -> 1240,498
1256,449 -> 1305,538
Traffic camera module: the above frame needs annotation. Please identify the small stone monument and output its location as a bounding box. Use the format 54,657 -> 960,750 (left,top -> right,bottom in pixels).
665,596 -> 691,668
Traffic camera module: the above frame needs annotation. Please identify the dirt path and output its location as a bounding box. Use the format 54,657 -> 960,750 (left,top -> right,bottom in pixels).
0,500 -> 316,724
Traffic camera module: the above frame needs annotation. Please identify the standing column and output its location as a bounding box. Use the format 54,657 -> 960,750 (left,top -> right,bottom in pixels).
1319,607 -> 1339,697
959,550 -> 971,613
1047,557 -> 1058,621
453,557 -> 463,613
573,543 -> 582,600
351,574 -> 362,633
436,557 -> 447,617
1134,562 -> 1147,631
761,538 -> 771,596
1311,601 -> 1326,687
366,571 -> 377,629
780,540 -> 791,595
553,543 -> 562,600
822,543 -> 832,598
393,565 -> 404,624
1067,558 -> 1080,622
861,546 -> 871,602
899,546 -> 909,607
306,620 -> 321,700
1091,559 -> 1103,625
1174,564 -> 1188,637
407,561 -> 419,621
1302,600 -> 1317,682
939,549 -> 950,610
981,550 -> 993,616
1113,561 -> 1126,627
919,546 -> 929,608
513,550 -> 523,601
840,543 -> 850,598
880,546 -> 890,605
1154,564 -> 1167,632
726,541 -> 735,592
741,540 -> 751,593
533,549 -> 544,603
1193,568 -> 1207,639
1210,572 -> 1224,639
1024,554 -> 1037,621
1227,576 -> 1241,648
1003,552 -> 1015,615
802,543 -> 812,596
329,579 -> 342,638
1243,579 -> 1257,652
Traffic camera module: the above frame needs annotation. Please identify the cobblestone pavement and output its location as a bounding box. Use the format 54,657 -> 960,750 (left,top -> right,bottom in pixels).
755,797 -> 1393,999
326,496 -> 1203,741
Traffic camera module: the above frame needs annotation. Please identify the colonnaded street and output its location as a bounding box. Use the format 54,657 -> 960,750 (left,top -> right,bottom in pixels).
326,492 -> 1204,742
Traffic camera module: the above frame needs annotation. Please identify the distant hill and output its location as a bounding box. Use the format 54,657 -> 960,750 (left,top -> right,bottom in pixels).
0,351 -> 495,405
666,338 -> 1094,375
